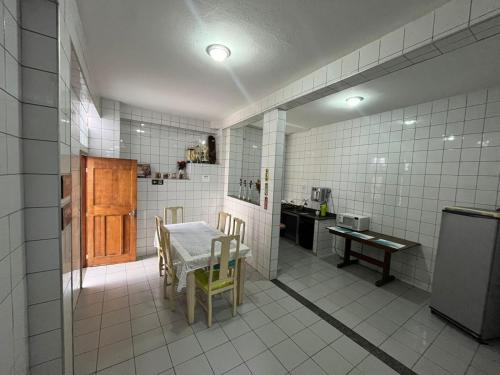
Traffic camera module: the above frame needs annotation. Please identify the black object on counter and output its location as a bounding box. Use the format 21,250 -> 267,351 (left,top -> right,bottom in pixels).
208,135 -> 216,164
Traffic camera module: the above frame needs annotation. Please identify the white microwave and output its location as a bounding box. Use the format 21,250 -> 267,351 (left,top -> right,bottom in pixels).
337,213 -> 370,232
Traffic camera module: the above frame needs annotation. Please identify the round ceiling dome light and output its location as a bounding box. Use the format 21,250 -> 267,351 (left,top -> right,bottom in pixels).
346,96 -> 364,107
206,44 -> 231,62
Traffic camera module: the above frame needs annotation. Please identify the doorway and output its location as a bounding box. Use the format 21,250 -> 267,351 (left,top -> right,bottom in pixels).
83,156 -> 138,266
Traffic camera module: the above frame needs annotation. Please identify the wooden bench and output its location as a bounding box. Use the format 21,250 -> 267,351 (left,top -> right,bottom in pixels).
328,227 -> 420,286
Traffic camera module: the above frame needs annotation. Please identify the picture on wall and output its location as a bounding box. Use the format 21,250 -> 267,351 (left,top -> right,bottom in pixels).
137,163 -> 152,178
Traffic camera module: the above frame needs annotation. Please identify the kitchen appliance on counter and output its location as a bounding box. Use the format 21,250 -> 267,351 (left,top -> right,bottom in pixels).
430,207 -> 500,341
337,213 -> 370,231
311,187 -> 331,203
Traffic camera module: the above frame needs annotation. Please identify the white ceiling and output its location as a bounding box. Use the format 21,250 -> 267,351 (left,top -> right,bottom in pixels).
77,0 -> 446,121
287,34 -> 500,131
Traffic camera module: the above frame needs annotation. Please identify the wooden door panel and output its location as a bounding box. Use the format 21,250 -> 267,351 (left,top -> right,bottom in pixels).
86,157 -> 137,266
93,169 -> 132,208
105,215 -> 123,255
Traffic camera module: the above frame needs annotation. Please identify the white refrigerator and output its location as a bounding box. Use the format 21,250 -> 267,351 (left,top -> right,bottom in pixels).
430,207 -> 500,341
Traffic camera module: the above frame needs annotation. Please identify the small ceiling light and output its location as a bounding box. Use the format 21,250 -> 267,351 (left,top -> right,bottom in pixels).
206,44 -> 231,62
346,96 -> 364,107
404,119 -> 416,125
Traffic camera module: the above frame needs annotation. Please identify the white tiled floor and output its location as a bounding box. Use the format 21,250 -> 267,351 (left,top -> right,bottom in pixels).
73,240 -> 500,375
277,238 -> 500,375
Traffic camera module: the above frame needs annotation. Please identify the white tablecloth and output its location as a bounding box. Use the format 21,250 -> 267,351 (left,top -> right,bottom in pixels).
153,221 -> 251,291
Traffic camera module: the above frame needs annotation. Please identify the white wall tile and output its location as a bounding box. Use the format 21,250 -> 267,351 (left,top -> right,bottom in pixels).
21,30 -> 57,73
24,175 -> 59,207
379,27 -> 404,61
326,60 -> 341,83
24,207 -> 59,241
21,0 -> 57,38
22,67 -> 57,107
23,139 -> 58,174
341,50 -> 359,77
359,40 -> 380,69
29,329 -> 62,366
434,0 -> 471,38
4,9 -> 18,59
27,269 -> 60,305
22,104 -> 58,141
28,300 -> 61,336
470,0 -> 500,21
404,12 -> 435,51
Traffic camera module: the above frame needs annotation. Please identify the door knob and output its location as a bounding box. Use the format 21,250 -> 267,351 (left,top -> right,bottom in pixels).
129,209 -> 137,217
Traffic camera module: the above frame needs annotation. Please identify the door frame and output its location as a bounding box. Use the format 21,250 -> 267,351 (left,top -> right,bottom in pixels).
80,153 -> 87,288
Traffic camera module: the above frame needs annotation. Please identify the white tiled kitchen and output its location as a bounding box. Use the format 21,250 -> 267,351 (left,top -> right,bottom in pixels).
2,1 -> 500,374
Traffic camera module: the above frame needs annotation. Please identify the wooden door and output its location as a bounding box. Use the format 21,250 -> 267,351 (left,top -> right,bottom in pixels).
86,157 -> 137,266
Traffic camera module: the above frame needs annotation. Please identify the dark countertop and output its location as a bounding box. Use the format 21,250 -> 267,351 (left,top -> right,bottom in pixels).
327,226 -> 420,253
281,206 -> 336,221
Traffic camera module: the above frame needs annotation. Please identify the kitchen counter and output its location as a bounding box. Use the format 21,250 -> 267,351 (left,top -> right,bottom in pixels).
281,206 -> 336,221
281,204 -> 336,256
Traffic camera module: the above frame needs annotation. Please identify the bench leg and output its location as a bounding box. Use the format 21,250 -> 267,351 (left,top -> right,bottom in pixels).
337,239 -> 358,268
375,251 -> 395,286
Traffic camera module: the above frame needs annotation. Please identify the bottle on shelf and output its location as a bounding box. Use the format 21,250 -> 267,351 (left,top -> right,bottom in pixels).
243,180 -> 247,201
238,178 -> 242,199
248,180 -> 253,201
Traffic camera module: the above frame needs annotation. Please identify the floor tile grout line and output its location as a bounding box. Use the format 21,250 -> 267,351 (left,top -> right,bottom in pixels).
271,278 -> 418,375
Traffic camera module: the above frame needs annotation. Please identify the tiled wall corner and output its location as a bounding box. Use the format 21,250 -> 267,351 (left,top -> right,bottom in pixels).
0,0 -> 25,374
20,0 -> 65,373
0,0 -> 25,373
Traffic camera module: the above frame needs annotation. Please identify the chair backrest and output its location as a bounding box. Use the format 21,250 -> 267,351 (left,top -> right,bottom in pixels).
217,211 -> 231,234
208,235 -> 240,290
231,218 -> 246,243
155,216 -> 174,273
164,207 -> 184,225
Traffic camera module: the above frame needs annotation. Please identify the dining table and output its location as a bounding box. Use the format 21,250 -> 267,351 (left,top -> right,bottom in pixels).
154,221 -> 251,324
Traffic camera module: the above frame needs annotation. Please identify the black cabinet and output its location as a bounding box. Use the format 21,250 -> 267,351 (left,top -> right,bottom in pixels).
298,216 -> 314,249
280,212 -> 298,243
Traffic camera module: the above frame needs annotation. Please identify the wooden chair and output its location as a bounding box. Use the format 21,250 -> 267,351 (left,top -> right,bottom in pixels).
194,235 -> 240,327
155,216 -> 178,310
231,218 -> 246,244
155,216 -> 166,277
164,206 -> 184,224
217,211 -> 231,234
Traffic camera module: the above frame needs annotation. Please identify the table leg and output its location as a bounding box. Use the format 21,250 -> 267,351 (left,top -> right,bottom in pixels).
337,238 -> 358,268
375,251 -> 395,287
186,271 -> 195,324
237,258 -> 246,305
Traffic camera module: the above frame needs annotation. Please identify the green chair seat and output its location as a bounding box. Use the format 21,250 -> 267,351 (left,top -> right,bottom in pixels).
195,269 -> 234,292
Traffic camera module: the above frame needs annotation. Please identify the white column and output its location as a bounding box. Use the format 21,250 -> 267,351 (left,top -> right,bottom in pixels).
261,109 -> 286,279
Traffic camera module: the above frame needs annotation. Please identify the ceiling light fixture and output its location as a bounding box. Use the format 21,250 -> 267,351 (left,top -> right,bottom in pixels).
404,119 -> 416,125
346,96 -> 364,107
206,44 -> 231,62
